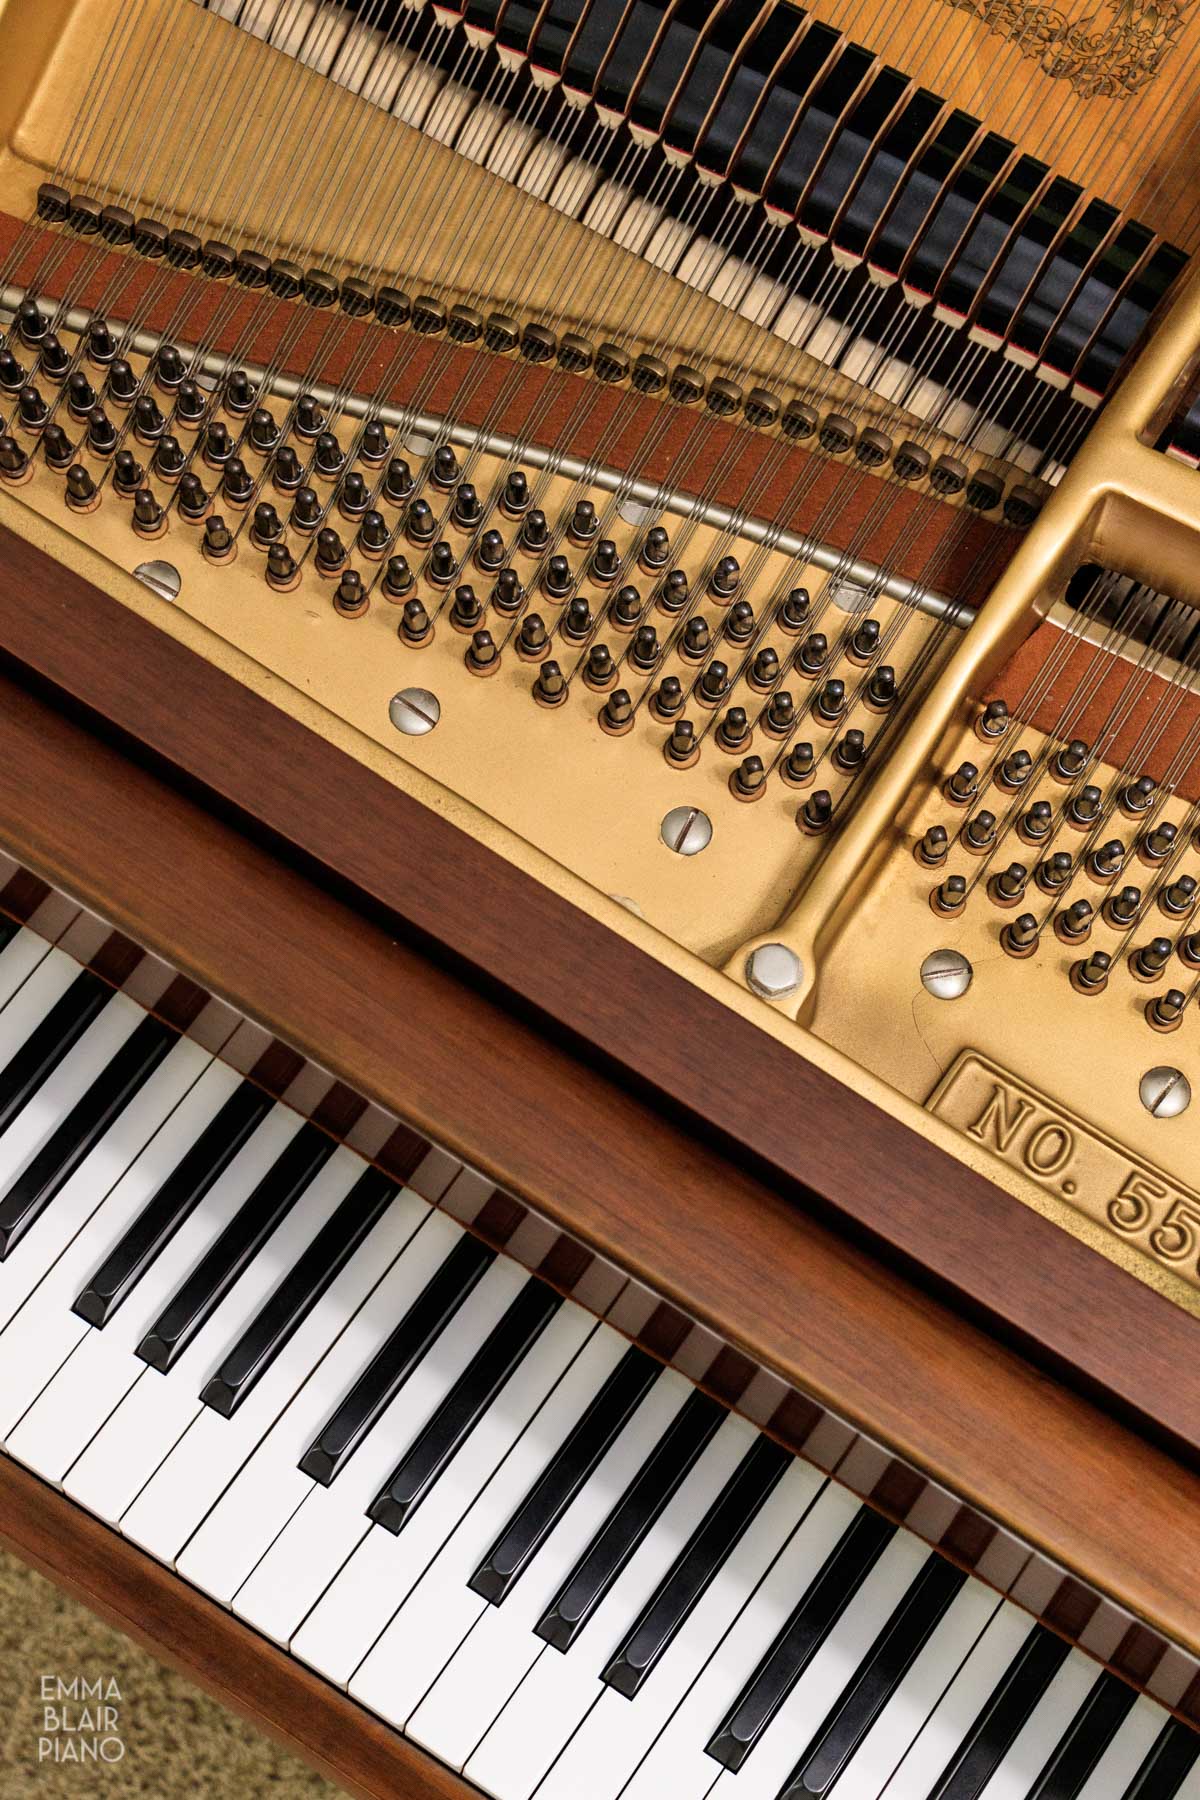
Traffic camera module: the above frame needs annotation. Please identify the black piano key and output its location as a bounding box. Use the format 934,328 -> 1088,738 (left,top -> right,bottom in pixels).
200,1164 -> 398,1417
0,968 -> 114,1139
73,1077 -> 274,1327
0,1014 -> 177,1258
1121,1717 -> 1200,1798
1026,1669 -> 1137,1799
779,1553 -> 967,1798
0,913 -> 20,956
706,1507 -> 896,1772
928,1622 -> 1071,1797
535,1386 -> 724,1652
136,1120 -> 338,1373
299,1232 -> 494,1486
602,1433 -> 791,1698
469,1344 -> 660,1605
368,1276 -> 562,1533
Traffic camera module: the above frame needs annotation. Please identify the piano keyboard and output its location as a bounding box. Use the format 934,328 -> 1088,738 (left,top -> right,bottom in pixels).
0,907 -> 1196,1800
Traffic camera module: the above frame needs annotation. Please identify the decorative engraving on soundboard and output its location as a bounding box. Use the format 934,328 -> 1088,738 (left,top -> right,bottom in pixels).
927,1052 -> 1200,1290
936,0 -> 1191,97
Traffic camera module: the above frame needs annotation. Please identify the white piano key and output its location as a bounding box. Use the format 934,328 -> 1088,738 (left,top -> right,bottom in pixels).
618,1480 -> 860,1800
1076,1695 -> 1175,1799
534,1456 -> 826,1800
6,1091 -> 300,1483
63,1145 -> 368,1524
463,1412 -> 756,1800
120,1183 -> 432,1565
827,1577 -> 1003,1800
176,1204 -> 461,1604
0,1035 -> 217,1438
878,1602 -> 1035,1798
348,1323 -> 630,1731
232,1250 -> 528,1644
290,1299 -> 597,1686
977,1647 -> 1099,1797
0,947 -> 88,1071
710,1529 -> 931,1800
0,925 -> 57,1015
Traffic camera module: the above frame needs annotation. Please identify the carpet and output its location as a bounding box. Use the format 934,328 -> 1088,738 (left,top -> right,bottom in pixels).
0,1545 -> 342,1796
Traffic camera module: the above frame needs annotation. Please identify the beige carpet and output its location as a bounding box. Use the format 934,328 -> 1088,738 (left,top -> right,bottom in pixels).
0,1545 -> 343,1797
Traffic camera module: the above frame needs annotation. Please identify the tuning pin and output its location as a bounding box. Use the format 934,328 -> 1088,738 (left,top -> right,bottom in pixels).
724,602 -> 754,647
834,729 -> 866,775
600,688 -> 634,735
1036,851 -> 1073,894
16,384 -> 46,429
0,435 -> 28,481
86,316 -> 115,363
383,458 -> 413,504
290,486 -> 321,531
221,457 -> 253,506
568,499 -> 598,544
432,444 -> 458,489
658,568 -> 689,614
405,498 -> 435,545
16,297 -> 46,344
517,612 -> 548,659
448,581 -> 479,628
798,789 -> 834,834
329,570 -> 364,617
339,471 -> 369,517
1131,936 -> 1173,980
177,472 -> 208,521
945,760 -> 979,803
133,392 -> 165,441
1018,799 -> 1054,843
866,665 -> 896,710
795,632 -> 828,677
1120,774 -> 1156,817
175,380 -> 206,425
775,587 -> 809,634
1086,838 -> 1125,881
452,482 -> 481,529
251,501 -> 282,546
640,525 -> 669,571
814,679 -> 846,725
153,433 -> 184,478
399,596 -> 431,643
360,419 -> 389,463
1102,884 -> 1142,928
108,359 -> 137,404
542,554 -> 572,600
315,527 -> 346,575
730,755 -> 766,802
664,718 -> 697,767
294,394 -> 324,439
1066,784 -> 1101,827
475,528 -> 506,573
0,348 -> 24,392
466,628 -> 499,675
708,556 -> 739,601
630,624 -> 659,672
584,643 -> 616,690
112,449 -> 143,495
996,748 -> 1033,791
915,824 -> 949,867
781,741 -> 815,787
39,333 -> 68,381
67,370 -> 96,418
265,541 -> 299,590
202,515 -> 234,562
612,584 -> 642,628
203,421 -> 232,466
533,659 -> 567,707
225,369 -> 255,414
315,432 -> 344,477
651,675 -> 684,719
931,873 -> 967,916
681,617 -> 710,661
590,538 -> 620,583
764,689 -> 794,734
356,510 -> 390,556
492,568 -> 523,614
64,462 -> 98,511
40,422 -> 73,469
698,660 -> 729,706
960,808 -> 996,853
1070,950 -> 1111,994
1161,874 -> 1198,918
1055,898 -> 1093,943
427,540 -> 457,587
987,861 -> 1027,906
500,470 -> 529,516
1178,932 -> 1200,969
131,486 -> 165,536
1001,913 -> 1040,958
562,596 -> 592,642
155,344 -> 185,390
848,617 -> 880,662
1146,989 -> 1186,1032
382,556 -> 414,602
1140,821 -> 1177,863
717,707 -> 750,753
1052,738 -> 1090,781
520,508 -> 548,553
